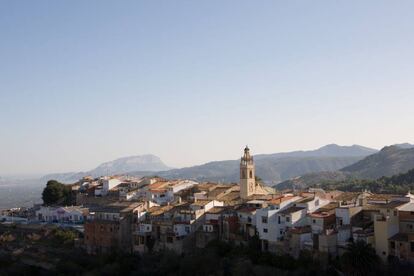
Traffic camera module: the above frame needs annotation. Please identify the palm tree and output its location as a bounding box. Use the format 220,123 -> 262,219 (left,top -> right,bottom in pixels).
340,240 -> 381,276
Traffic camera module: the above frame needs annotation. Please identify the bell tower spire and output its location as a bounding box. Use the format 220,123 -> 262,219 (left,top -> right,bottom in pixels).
240,145 -> 255,199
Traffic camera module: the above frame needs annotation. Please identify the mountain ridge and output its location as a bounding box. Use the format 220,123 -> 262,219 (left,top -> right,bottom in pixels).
41,154 -> 171,183
130,144 -> 377,184
275,143 -> 414,190
40,144 -> 377,184
340,145 -> 414,179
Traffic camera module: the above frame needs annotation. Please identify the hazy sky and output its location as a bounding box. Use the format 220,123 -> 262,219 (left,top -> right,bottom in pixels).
1,1 -> 414,175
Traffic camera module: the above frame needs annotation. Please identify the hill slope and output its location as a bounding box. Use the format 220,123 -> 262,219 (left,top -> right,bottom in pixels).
42,144 -> 376,184
144,144 -> 376,184
310,168 -> 414,194
341,145 -> 414,179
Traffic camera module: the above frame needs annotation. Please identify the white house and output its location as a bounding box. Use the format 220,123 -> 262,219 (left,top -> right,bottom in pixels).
36,206 -> 88,223
295,195 -> 330,213
102,178 -> 122,196
256,195 -> 301,244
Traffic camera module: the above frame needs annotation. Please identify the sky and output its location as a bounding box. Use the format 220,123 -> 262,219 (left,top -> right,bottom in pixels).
1,1 -> 414,175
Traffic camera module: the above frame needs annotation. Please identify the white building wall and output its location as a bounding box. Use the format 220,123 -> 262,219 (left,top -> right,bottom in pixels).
102,178 -> 122,195
335,208 -> 351,225
256,197 -> 303,243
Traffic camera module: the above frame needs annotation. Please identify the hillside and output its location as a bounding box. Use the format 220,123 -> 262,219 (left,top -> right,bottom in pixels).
140,144 -> 376,184
315,168 -> 414,194
255,144 -> 377,159
275,171 -> 354,191
41,144 -> 376,185
341,145 -> 414,179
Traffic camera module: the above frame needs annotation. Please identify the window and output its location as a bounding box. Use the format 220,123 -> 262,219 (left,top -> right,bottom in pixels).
280,230 -> 283,235
249,170 -> 253,178
247,217 -> 252,223
263,228 -> 268,233
411,242 -> 414,252
262,216 -> 268,224
407,224 -> 413,230
286,217 -> 290,222
390,241 -> 395,249
278,216 -> 281,224
394,210 -> 398,216
313,219 -> 316,224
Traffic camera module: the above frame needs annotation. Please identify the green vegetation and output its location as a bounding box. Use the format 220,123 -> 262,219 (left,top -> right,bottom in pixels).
339,241 -> 381,276
316,168 -> 414,193
341,146 -> 414,179
41,180 -> 73,206
53,229 -> 78,246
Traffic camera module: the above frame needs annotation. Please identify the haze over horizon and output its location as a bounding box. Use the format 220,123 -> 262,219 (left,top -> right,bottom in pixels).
2,1 -> 414,175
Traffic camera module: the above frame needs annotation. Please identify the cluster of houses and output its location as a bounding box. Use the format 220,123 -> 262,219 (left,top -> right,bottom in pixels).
31,147 -> 414,263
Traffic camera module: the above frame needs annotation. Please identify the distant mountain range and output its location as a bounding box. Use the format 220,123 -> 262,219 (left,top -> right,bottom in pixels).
40,144 -> 376,184
41,154 -> 171,183
276,143 -> 414,190
126,144 -> 377,185
41,143 -> 414,187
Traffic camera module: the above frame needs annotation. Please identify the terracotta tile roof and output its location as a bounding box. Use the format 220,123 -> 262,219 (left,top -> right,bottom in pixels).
206,207 -> 227,214
310,202 -> 338,216
367,194 -> 400,201
219,191 -> 241,202
278,206 -> 305,215
147,205 -> 174,216
90,202 -> 143,213
296,196 -> 315,203
374,201 -> 407,209
149,189 -> 167,193
191,199 -> 212,207
268,195 -> 295,205
334,192 -> 360,202
148,181 -> 169,190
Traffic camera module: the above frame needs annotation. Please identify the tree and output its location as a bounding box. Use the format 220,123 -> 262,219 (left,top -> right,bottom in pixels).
340,240 -> 381,276
255,175 -> 263,182
42,180 -> 71,206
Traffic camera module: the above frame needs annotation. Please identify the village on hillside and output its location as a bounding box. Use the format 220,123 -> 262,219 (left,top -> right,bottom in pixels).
1,146 -> 414,272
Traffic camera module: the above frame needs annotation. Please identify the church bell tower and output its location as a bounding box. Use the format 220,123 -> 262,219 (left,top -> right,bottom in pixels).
240,146 -> 255,199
